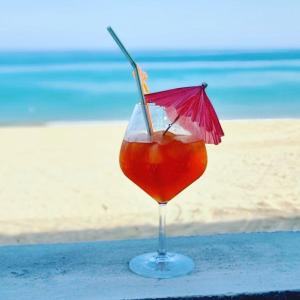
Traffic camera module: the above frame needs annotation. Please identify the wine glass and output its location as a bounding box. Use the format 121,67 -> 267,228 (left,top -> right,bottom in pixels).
119,103 -> 207,279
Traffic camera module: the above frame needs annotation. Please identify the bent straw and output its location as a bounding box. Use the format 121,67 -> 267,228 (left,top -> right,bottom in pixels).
107,26 -> 153,136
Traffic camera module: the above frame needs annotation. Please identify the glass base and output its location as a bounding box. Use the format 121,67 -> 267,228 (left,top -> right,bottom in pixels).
129,252 -> 194,279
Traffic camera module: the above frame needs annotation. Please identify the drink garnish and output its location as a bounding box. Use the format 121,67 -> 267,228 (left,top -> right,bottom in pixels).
145,84 -> 224,145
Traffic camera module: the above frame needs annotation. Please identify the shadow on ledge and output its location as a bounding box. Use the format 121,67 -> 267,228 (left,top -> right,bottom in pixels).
139,291 -> 300,300
1,215 -> 300,246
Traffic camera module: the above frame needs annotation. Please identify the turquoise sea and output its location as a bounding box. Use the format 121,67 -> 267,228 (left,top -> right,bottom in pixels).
0,50 -> 300,124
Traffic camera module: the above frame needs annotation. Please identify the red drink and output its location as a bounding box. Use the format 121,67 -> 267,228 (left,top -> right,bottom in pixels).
119,131 -> 207,203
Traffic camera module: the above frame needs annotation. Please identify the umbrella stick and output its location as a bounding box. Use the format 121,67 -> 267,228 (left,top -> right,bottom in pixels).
107,26 -> 153,136
163,114 -> 180,135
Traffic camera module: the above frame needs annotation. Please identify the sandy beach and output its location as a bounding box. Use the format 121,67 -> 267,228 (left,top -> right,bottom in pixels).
0,119 -> 299,245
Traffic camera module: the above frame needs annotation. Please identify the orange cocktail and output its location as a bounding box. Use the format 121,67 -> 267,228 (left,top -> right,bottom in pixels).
107,27 -> 224,279
120,131 -> 207,203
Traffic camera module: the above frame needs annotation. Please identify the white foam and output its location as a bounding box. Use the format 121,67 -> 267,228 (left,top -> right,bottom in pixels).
1,59 -> 300,74
45,120 -> 127,127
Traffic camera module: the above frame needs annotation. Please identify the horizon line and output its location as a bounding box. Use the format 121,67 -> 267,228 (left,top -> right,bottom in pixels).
1,47 -> 300,54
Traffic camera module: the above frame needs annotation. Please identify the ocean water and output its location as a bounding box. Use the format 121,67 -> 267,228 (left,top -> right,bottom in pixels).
0,50 -> 300,124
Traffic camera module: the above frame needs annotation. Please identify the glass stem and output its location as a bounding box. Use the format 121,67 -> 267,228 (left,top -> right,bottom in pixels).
158,203 -> 167,256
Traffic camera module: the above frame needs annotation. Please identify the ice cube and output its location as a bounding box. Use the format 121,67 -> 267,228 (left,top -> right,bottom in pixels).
148,143 -> 163,164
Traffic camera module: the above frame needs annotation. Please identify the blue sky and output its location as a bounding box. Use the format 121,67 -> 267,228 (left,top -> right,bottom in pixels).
0,0 -> 300,50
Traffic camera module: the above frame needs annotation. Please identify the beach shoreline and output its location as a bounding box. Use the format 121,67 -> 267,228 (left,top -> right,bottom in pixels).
0,117 -> 299,129
0,119 -> 299,245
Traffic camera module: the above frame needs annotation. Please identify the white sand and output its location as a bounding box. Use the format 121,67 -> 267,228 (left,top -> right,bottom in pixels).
0,119 -> 299,245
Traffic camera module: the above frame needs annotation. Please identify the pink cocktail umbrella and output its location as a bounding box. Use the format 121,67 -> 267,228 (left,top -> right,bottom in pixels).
145,83 -> 224,145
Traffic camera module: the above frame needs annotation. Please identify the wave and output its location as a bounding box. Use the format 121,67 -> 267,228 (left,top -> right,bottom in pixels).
1,60 -> 300,74
33,70 -> 300,95
36,81 -> 136,93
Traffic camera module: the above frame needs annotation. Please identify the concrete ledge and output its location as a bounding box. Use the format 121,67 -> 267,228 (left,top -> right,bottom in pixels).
0,232 -> 299,300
